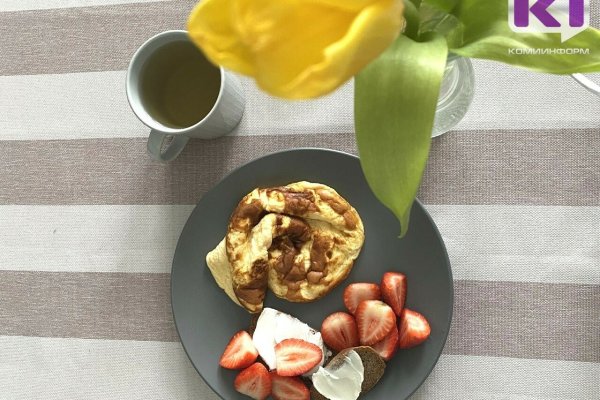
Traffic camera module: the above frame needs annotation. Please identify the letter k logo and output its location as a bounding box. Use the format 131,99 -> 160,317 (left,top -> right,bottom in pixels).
514,0 -> 561,27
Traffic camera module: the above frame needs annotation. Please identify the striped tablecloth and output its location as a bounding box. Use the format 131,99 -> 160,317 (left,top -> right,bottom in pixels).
1,1 -> 599,399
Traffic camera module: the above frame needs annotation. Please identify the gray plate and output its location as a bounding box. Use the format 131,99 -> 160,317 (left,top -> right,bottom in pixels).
171,148 -> 453,400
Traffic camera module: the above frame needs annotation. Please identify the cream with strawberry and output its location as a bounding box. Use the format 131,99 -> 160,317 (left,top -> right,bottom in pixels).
217,271 -> 431,399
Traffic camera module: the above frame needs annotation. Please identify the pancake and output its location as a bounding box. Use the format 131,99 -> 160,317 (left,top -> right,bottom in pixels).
206,182 -> 365,313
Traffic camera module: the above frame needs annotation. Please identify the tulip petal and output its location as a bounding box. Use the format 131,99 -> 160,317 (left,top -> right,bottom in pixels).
246,0 -> 404,98
188,0 -> 404,99
187,0 -> 255,75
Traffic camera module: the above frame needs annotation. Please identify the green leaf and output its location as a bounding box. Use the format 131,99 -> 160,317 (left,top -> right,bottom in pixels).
418,2 -> 460,37
447,0 -> 600,74
421,0 -> 459,13
402,0 -> 421,40
354,33 -> 448,237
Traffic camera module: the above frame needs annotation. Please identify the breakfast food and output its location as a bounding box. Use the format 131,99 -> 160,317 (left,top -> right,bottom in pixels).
219,331 -> 258,370
252,308 -> 327,373
234,362 -> 271,400
320,312 -> 359,352
274,339 -> 323,376
380,272 -> 407,316
310,347 -> 386,400
206,182 -> 365,313
397,308 -> 431,349
311,349 -> 364,400
270,373 -> 310,400
219,272 -> 431,400
343,283 -> 381,315
371,325 -> 398,361
355,300 -> 396,346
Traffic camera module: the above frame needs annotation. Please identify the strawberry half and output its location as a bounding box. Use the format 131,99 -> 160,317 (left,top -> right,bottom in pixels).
234,362 -> 271,400
355,300 -> 396,346
381,272 -> 407,316
343,283 -> 381,314
398,309 -> 431,349
274,338 -> 323,376
371,326 -> 399,361
321,312 -> 359,352
270,372 -> 310,400
219,330 -> 259,370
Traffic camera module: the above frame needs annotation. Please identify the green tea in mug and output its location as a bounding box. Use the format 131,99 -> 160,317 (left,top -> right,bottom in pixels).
139,40 -> 221,129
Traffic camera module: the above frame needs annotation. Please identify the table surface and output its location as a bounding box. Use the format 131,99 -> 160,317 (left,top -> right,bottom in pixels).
1,1 -> 599,399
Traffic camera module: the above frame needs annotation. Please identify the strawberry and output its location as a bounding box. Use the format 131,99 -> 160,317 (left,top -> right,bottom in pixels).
270,372 -> 310,400
381,272 -> 407,316
274,338 -> 323,376
371,326 -> 398,361
219,330 -> 259,370
234,362 -> 271,400
321,312 -> 359,352
398,309 -> 431,349
343,283 -> 381,314
355,300 -> 396,346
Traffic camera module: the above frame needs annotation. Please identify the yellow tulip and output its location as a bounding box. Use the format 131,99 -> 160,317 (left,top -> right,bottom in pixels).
188,0 -> 404,99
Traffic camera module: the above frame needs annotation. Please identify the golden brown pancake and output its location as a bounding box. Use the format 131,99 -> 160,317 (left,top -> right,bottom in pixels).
206,182 -> 365,313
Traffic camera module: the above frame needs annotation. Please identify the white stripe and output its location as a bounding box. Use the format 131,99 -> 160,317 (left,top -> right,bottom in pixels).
413,354 -> 600,399
427,205 -> 600,285
0,67 -> 598,141
0,205 -> 194,273
0,336 -> 597,400
0,336 -> 216,400
0,0 -> 168,12
0,71 -> 146,140
1,205 -> 598,285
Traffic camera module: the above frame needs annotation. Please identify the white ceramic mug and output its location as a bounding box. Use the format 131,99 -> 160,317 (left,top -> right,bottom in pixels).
126,30 -> 245,162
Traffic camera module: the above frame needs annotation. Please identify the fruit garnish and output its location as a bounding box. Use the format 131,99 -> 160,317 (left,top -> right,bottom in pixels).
380,272 -> 407,316
274,338 -> 323,376
252,308 -> 325,373
321,312 -> 360,352
355,300 -> 396,346
234,362 -> 271,400
371,326 -> 398,361
219,330 -> 259,370
343,283 -> 381,314
270,372 -> 310,400
398,308 -> 431,349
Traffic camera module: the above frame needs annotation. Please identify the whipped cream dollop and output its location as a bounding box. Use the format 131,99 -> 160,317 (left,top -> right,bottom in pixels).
311,350 -> 364,400
252,308 -> 326,374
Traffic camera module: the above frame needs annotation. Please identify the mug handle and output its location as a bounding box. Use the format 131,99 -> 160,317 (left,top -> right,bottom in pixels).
571,73 -> 600,96
147,130 -> 190,162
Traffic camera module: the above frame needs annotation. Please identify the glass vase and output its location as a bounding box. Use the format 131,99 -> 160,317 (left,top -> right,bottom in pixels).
432,55 -> 475,137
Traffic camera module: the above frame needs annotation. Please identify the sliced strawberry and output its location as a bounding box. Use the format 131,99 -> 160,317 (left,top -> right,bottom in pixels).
398,309 -> 431,349
355,300 -> 396,346
219,330 -> 259,370
234,362 -> 271,400
321,312 -> 359,352
371,326 -> 399,361
343,283 -> 381,314
270,372 -> 310,400
274,338 -> 323,376
381,272 -> 407,316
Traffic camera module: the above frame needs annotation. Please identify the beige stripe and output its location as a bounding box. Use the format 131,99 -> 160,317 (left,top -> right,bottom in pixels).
447,281 -> 600,363
0,1 -> 194,76
0,271 -> 177,342
1,130 -> 598,205
0,271 -> 598,362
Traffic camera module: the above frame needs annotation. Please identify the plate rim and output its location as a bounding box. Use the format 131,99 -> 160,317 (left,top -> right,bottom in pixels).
170,147 -> 454,400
